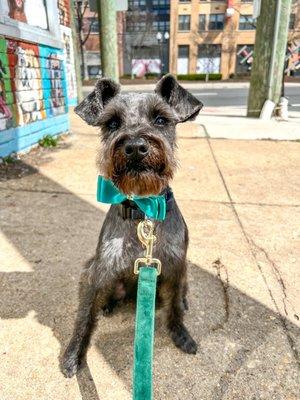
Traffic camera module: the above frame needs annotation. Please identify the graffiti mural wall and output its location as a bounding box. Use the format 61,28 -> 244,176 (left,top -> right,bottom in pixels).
0,0 -> 77,157
0,38 -> 14,131
58,0 -> 77,106
61,26 -> 77,105
0,37 -> 68,131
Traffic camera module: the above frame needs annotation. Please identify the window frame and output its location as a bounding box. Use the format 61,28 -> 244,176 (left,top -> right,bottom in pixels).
208,13 -> 224,30
178,44 -> 190,58
239,15 -> 256,30
178,14 -> 191,31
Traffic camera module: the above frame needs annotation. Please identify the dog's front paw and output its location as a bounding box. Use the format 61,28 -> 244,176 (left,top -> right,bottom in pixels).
171,325 -> 198,355
61,350 -> 80,378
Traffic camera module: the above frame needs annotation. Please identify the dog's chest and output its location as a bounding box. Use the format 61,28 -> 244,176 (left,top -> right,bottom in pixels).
100,227 -> 185,271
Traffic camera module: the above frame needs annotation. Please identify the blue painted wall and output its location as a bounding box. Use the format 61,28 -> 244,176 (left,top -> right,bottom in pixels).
0,38 -> 74,158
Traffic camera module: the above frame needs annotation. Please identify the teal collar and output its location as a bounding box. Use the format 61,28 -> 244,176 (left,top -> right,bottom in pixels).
96,176 -> 167,221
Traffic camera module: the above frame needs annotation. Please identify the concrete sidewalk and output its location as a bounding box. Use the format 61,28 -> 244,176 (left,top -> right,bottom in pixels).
84,81 -> 300,91
193,112 -> 300,141
0,110 -> 299,400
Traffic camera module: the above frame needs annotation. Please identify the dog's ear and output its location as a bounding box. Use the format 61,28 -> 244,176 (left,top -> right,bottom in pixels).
74,78 -> 120,126
155,74 -> 203,123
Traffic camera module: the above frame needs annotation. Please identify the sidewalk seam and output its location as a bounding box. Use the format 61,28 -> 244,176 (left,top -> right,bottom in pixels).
201,123 -> 300,368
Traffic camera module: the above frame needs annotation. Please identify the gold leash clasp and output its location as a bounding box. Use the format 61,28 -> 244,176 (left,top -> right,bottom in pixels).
134,219 -> 162,275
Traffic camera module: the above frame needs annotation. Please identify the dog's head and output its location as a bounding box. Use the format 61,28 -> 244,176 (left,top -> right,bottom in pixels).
75,74 -> 203,196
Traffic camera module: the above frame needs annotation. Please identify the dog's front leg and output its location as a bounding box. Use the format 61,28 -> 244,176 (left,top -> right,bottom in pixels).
61,271 -> 103,378
161,279 -> 197,355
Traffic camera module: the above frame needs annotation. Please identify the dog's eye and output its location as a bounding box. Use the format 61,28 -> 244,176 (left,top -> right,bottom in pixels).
154,116 -> 167,126
107,118 -> 120,131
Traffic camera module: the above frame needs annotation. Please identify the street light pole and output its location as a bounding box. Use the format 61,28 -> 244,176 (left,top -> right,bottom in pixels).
156,31 -> 169,77
156,32 -> 163,76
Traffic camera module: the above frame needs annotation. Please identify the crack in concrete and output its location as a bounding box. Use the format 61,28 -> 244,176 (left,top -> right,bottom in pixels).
212,258 -> 230,331
202,125 -> 300,368
248,237 -> 297,319
212,348 -> 251,400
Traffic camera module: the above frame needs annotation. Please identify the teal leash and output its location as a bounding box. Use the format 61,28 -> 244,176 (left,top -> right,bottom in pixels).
132,220 -> 161,400
133,266 -> 158,400
95,178 -> 166,400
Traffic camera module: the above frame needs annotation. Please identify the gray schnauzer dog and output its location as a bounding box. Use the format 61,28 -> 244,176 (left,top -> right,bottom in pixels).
62,74 -> 203,378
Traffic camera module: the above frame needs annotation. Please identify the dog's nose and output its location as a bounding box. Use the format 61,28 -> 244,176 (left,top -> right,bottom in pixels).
124,138 -> 149,160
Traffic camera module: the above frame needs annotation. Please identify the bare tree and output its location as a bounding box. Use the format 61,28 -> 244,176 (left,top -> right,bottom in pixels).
74,0 -> 97,80
190,27 -> 223,81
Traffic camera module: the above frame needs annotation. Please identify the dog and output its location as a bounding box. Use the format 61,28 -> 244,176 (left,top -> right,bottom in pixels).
62,74 -> 203,378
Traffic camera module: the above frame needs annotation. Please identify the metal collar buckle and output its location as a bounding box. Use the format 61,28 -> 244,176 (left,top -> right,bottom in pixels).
134,220 -> 161,275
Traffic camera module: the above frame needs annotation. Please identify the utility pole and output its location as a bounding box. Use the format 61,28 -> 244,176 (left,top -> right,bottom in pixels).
98,0 -> 119,82
70,0 -> 83,102
247,0 -> 292,118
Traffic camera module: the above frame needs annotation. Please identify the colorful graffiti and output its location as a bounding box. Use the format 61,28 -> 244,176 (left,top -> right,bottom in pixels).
40,45 -> 68,117
0,1 -> 73,157
61,25 -> 77,105
0,36 -> 68,132
0,38 -> 14,131
2,0 -> 48,30
7,40 -> 45,125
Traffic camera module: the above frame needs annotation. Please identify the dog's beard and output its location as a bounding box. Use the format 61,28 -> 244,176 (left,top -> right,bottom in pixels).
100,143 -> 176,196
113,169 -> 169,196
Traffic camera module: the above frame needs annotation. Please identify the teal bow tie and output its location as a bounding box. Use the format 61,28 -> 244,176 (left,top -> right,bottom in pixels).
96,176 -> 166,221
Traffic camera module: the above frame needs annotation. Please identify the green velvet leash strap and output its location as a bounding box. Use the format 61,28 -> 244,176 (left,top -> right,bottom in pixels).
133,266 -> 158,400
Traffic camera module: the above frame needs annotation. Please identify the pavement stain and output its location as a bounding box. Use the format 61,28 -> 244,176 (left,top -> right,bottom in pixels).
211,258 -> 230,331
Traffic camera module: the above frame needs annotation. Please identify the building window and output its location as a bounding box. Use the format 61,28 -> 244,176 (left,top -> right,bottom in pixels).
239,15 -> 256,30
198,44 -> 221,58
199,14 -> 206,31
289,14 -> 296,30
88,65 -> 101,78
197,44 -> 221,73
178,45 -> 189,58
177,45 -> 189,74
178,15 -> 191,31
208,14 -> 224,30
153,0 -> 170,7
128,0 -> 147,10
87,17 -> 99,33
126,20 -> 147,32
153,20 -> 170,31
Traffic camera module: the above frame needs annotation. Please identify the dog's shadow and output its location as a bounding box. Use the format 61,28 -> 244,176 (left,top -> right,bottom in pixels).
0,161 -> 299,400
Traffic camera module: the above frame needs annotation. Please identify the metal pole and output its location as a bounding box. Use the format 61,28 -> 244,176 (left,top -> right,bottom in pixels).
267,0 -> 282,99
98,0 -> 119,82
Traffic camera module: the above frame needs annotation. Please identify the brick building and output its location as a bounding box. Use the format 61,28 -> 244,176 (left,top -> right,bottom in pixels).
169,0 -> 300,79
